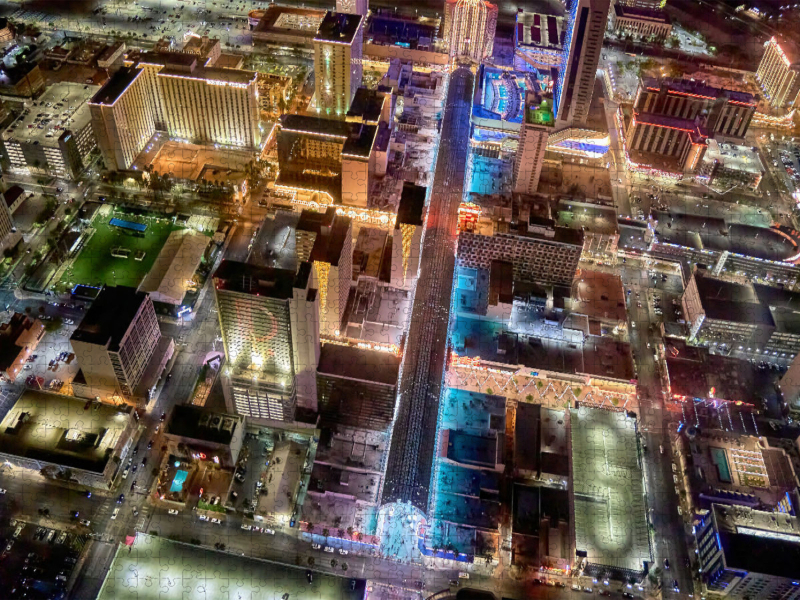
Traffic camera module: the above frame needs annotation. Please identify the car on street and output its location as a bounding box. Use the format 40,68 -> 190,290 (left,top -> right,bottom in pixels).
111,508 -> 120,520
311,543 -> 321,550
168,509 -> 179,515
117,494 -> 125,503
79,519 -> 91,527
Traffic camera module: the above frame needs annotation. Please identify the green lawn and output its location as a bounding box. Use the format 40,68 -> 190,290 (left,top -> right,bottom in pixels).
57,212 -> 179,291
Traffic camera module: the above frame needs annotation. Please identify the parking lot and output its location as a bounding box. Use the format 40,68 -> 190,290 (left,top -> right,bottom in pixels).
0,518 -> 85,598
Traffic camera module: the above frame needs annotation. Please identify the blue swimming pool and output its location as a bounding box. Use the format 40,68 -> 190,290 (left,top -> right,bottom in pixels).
711,447 -> 732,483
170,469 -> 188,493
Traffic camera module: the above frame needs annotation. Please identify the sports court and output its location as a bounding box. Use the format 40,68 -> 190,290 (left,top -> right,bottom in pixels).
58,210 -> 179,290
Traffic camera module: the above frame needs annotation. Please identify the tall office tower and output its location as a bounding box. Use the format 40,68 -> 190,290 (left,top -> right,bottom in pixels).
336,0 -> 368,17
89,66 -> 156,171
70,286 -> 162,398
295,208 -> 353,337
555,0 -> 611,128
443,0 -> 498,62
391,183 -> 426,290
314,12 -> 364,116
513,91 -> 555,195
757,37 -> 800,109
213,260 -> 320,421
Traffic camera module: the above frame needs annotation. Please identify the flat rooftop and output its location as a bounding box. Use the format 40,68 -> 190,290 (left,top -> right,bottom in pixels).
654,211 -> 795,263
0,391 -> 131,474
317,343 -> 400,386
212,260 -> 310,299
71,285 -> 147,351
515,9 -> 565,50
568,270 -> 628,324
556,200 -> 618,236
642,76 -> 756,106
2,82 -> 99,146
90,66 -> 141,106
165,405 -> 242,446
571,407 -> 650,572
253,5 -> 326,38
315,12 -> 363,45
614,4 -> 670,23
137,229 -> 210,306
396,182 -> 426,227
515,403 -> 569,477
98,534 -> 365,600
158,65 -> 256,86
713,504 -> 800,580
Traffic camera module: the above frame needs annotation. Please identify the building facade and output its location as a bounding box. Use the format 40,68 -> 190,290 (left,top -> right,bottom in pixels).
512,91 -> 555,195
213,260 -> 320,422
391,183 -> 426,290
443,0 -> 498,62
457,217 -> 583,287
313,12 -> 364,116
757,37 -> 800,109
2,83 -> 100,179
89,67 -> 157,171
70,286 -> 162,398
90,53 -> 260,170
555,0 -> 611,128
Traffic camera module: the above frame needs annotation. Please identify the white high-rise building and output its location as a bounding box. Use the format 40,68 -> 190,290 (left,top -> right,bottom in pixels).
513,91 -> 555,195
313,12 -> 364,116
443,0 -> 498,62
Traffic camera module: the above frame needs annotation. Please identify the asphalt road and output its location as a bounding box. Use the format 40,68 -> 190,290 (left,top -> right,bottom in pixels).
382,64 -> 473,510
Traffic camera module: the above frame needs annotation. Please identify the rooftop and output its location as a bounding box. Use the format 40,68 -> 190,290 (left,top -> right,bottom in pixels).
158,65 -> 256,86
71,286 -> 148,351
613,4 -> 670,23
98,534 -> 366,600
396,183 -> 426,227
317,343 -> 400,386
314,11 -> 363,45
514,403 -> 569,477
212,260 -> 311,299
525,92 -> 555,127
713,504 -> 800,580
571,407 -> 650,572
347,87 -> 387,124
0,390 -> 132,474
3,82 -> 98,146
253,5 -> 326,37
556,200 -> 618,236
165,405 -> 242,446
137,229 -> 210,306
642,76 -> 756,106
297,207 -> 352,266
515,10 -> 565,50
89,66 -> 141,106
0,313 -> 41,373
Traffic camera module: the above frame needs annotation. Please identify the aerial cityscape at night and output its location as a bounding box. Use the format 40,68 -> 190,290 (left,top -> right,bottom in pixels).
0,0 -> 798,598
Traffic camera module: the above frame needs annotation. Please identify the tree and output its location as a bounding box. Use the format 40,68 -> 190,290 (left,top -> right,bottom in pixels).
322,528 -> 330,538
306,522 -> 314,532
307,556 -> 315,566
330,559 -> 337,568
341,563 -> 348,571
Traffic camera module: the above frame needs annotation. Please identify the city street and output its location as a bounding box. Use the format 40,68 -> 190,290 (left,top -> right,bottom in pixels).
382,64 -> 473,510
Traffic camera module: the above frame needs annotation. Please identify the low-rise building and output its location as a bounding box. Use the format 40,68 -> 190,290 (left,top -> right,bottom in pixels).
610,5 -> 672,41
0,391 -> 137,489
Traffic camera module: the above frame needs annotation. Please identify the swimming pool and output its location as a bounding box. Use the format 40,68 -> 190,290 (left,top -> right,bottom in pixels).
710,447 -> 732,483
170,469 -> 189,493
